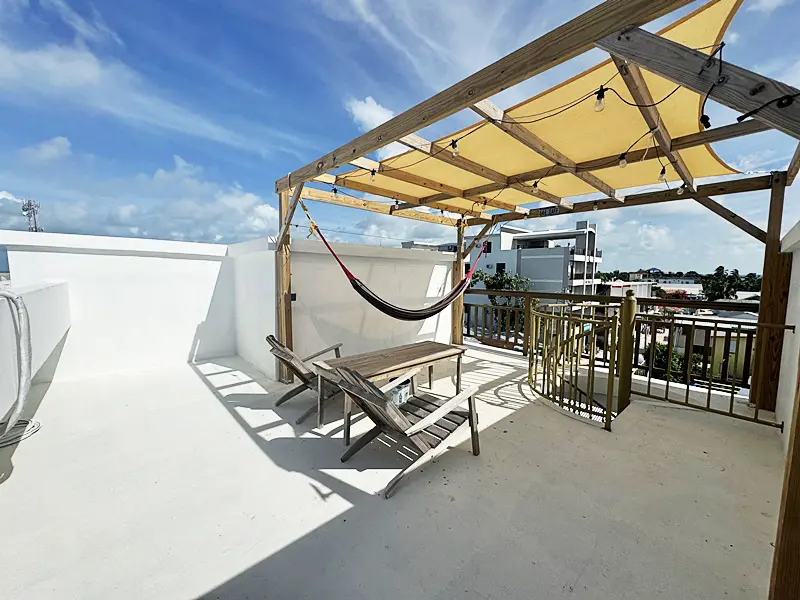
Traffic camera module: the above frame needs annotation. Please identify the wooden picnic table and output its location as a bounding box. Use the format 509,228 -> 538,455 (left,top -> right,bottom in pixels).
313,341 -> 464,443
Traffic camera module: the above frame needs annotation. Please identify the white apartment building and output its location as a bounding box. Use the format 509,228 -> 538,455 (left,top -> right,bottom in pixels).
464,221 -> 602,298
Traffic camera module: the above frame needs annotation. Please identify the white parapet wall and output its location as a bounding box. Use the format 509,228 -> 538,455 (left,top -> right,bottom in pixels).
228,238 -> 277,380
777,222 -> 800,453
1,230 -> 457,383
0,231 -> 236,381
289,239 -> 454,359
0,281 -> 71,419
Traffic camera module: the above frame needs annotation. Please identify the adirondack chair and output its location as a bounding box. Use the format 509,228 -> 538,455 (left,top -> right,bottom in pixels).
266,335 -> 343,424
334,366 -> 480,498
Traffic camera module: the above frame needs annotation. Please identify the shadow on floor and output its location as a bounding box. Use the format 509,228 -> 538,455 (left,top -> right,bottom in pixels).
189,347 -> 534,505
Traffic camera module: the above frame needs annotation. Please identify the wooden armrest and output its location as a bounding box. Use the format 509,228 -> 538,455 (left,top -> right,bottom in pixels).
303,343 -> 343,362
379,367 -> 423,394
405,386 -> 478,436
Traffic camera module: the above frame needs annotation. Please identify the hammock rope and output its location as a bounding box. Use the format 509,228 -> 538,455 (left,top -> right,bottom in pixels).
297,200 -> 488,321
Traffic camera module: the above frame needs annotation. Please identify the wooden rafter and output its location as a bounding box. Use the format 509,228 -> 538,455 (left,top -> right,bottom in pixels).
341,150 -> 530,214
301,187 -> 459,227
464,220 -> 495,256
276,0 -> 693,192
398,134 -> 571,209
276,182 -> 305,248
420,120 -> 769,205
694,196 -> 766,243
465,174 -> 774,226
471,98 -> 620,199
597,28 -> 800,140
611,57 -> 695,191
788,142 -> 800,186
312,174 -> 487,219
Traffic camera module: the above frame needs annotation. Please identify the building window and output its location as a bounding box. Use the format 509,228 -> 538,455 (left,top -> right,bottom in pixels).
485,241 -> 492,253
465,263 -> 470,275
496,262 -> 506,274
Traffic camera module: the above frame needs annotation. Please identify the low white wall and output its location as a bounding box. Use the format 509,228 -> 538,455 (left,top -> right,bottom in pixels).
0,231 -> 235,381
229,239 -> 277,380
776,223 -> 800,452
290,239 -> 453,359
0,282 -> 71,419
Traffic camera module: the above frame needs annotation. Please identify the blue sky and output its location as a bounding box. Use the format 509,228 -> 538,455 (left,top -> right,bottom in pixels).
0,0 -> 799,275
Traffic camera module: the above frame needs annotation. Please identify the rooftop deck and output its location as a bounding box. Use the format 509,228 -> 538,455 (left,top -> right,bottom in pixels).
0,344 -> 784,600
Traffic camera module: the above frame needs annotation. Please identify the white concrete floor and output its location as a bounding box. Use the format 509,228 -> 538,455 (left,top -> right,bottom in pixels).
0,346 -> 785,600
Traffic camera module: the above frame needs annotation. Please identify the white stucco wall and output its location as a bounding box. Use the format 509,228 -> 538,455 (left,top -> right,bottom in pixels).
229,238 -> 277,381
290,239 -> 453,359
0,282 -> 70,420
0,231 -> 235,381
776,222 -> 800,452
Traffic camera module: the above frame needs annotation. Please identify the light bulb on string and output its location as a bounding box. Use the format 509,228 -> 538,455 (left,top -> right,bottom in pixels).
531,181 -> 540,196
700,114 -> 711,129
450,139 -> 459,158
332,186 -> 338,196
618,153 -> 628,169
677,184 -> 686,196
593,201 -> 599,212
594,86 -> 606,113
370,169 -> 376,183
658,166 -> 667,183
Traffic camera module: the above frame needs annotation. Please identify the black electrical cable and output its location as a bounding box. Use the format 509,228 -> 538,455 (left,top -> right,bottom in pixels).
700,42 -> 726,129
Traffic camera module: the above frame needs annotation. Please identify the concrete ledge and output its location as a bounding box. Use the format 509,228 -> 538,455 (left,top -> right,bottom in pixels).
0,231 -> 228,261
1,281 -> 70,417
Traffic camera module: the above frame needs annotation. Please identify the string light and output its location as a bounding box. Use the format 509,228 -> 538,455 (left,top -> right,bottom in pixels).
658,166 -> 667,183
700,114 -> 711,129
531,181 -> 540,196
593,201 -> 599,211
450,139 -> 459,158
370,169 -> 376,183
594,86 -> 606,113
332,186 -> 338,196
618,153 -> 628,169
677,184 -> 686,196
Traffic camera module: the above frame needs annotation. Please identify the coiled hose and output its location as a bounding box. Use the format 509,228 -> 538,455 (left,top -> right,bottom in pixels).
0,289 -> 37,448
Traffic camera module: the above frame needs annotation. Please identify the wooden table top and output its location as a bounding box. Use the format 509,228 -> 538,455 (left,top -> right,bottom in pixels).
314,341 -> 463,380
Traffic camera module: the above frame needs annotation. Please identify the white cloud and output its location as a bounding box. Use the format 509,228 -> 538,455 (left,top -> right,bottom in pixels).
0,37 -> 315,158
0,155 -> 282,243
345,96 -> 405,159
40,0 -> 123,46
747,0 -> 794,13
727,31 -> 741,44
19,136 -> 72,163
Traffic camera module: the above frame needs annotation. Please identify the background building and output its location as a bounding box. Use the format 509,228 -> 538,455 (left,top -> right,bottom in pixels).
463,221 -> 602,300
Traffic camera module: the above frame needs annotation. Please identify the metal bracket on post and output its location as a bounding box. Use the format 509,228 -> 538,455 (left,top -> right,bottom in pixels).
616,290 -> 637,413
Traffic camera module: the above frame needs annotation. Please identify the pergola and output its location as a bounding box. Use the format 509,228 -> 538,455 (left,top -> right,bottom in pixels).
274,1 -> 800,595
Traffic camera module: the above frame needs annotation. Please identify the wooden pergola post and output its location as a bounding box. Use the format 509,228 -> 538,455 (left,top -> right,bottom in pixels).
276,190 -> 294,383
451,220 -> 465,346
752,171 -> 792,411
769,347 -> 800,600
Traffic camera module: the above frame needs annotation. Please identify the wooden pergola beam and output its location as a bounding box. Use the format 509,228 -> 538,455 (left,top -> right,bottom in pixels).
472,98 -> 620,199
313,174 -> 487,219
611,57 -> 695,191
276,0 -> 693,192
465,174 -> 774,226
422,120 -> 769,205
343,157 -> 529,215
597,28 -> 800,140
464,220 -> 496,256
694,196 -> 766,243
399,134 -> 570,208
788,142 -> 800,186
275,182 -> 305,248
301,187 -> 460,227
752,171 -> 792,414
